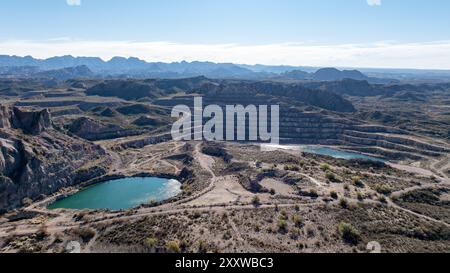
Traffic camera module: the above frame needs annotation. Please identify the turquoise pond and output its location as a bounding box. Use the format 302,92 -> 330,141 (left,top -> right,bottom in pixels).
299,146 -> 386,162
262,144 -> 386,162
48,177 -> 182,211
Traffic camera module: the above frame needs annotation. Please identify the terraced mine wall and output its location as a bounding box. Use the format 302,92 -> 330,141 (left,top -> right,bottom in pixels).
155,95 -> 450,159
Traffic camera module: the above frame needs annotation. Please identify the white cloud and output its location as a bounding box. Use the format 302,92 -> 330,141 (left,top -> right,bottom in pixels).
1,39 -> 450,69
66,0 -> 81,6
367,0 -> 381,6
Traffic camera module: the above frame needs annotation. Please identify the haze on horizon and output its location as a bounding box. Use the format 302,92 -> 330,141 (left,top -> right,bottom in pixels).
1,0 -> 450,69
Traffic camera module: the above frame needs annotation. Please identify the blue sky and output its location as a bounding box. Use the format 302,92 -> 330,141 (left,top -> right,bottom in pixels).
1,0 -> 450,68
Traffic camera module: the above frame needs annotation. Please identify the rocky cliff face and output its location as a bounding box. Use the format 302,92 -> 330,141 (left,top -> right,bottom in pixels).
0,107 -> 109,211
0,106 -> 11,128
11,107 -> 52,134
0,105 -> 52,134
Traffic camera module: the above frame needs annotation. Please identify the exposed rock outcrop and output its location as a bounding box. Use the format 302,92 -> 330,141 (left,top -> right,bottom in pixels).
11,107 -> 52,134
1,106 -> 52,134
0,106 -> 11,128
0,107 -> 109,210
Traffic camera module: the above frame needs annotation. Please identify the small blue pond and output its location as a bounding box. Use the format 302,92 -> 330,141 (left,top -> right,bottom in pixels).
48,177 -> 182,211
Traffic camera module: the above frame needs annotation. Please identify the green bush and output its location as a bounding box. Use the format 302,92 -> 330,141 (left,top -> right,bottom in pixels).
338,222 -> 361,245
167,241 -> 181,253
339,198 -> 349,209
279,210 -> 288,221
330,191 -> 338,199
198,240 -> 209,253
375,184 -> 393,195
292,215 -> 304,228
284,164 -> 300,172
74,227 -> 96,243
320,163 -> 330,171
277,219 -> 288,233
309,189 -> 319,198
378,196 -> 387,203
290,227 -> 301,240
357,192 -> 364,201
352,176 -> 365,188
252,195 -> 261,207
325,171 -> 336,181
144,237 -> 158,248
36,225 -> 49,241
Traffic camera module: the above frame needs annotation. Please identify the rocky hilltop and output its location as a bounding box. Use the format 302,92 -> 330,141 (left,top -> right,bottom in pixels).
86,78 -> 356,113
0,106 -> 109,211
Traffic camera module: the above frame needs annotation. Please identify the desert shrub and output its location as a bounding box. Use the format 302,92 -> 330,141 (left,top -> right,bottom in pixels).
357,192 -> 364,201
292,215 -> 304,228
277,219 -> 288,233
309,189 -> 319,198
36,225 -> 49,241
375,184 -> 393,195
254,223 -> 261,232
290,227 -> 301,240
338,222 -> 361,245
284,164 -> 300,172
280,210 -> 288,220
339,198 -> 349,209
352,176 -> 365,188
192,211 -> 202,219
181,184 -> 193,196
297,242 -> 307,249
252,195 -> 261,207
198,240 -> 209,253
330,191 -> 338,199
269,188 -> 276,195
306,227 -> 315,238
144,237 -> 158,249
325,171 -> 337,182
320,163 -> 330,171
73,227 -> 96,243
167,241 -> 181,253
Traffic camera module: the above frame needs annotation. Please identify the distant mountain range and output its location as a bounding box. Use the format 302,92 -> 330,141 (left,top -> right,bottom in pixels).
0,55 -> 261,79
280,68 -> 393,84
1,54 -> 450,82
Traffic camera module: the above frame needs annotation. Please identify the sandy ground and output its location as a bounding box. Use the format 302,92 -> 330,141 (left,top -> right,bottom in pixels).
388,162 -> 435,177
260,178 -> 297,196
186,175 -> 255,206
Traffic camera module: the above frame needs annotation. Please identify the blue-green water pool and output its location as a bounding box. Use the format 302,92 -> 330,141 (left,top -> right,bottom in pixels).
48,177 -> 182,211
262,144 -> 386,162
299,146 -> 386,162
